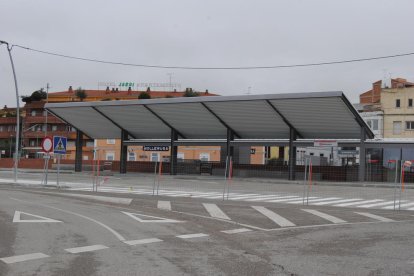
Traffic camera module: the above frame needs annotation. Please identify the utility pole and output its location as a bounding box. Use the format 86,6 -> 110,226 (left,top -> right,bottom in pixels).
0,40 -> 20,183
45,83 -> 50,137
167,73 -> 173,91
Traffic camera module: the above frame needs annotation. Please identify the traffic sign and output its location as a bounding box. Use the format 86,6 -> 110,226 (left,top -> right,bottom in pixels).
41,137 -> 53,153
53,136 -> 67,154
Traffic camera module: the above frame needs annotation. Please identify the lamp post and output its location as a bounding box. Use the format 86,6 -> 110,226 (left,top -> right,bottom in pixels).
1,40 -> 20,182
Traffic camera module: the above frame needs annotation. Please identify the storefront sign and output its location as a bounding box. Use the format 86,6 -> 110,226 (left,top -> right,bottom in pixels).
143,146 -> 170,151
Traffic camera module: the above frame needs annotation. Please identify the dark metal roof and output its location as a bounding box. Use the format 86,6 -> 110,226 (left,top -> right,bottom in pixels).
45,91 -> 374,140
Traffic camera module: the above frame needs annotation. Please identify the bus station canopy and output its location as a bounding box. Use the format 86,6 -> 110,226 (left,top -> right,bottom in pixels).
45,91 -> 374,141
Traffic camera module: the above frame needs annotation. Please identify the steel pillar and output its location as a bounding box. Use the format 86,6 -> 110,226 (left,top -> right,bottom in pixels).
170,129 -> 178,175
120,130 -> 128,174
75,130 -> 83,172
359,127 -> 366,182
288,128 -> 297,180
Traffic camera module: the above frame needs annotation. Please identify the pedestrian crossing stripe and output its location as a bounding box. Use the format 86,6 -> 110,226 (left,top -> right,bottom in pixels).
64,186 -> 414,211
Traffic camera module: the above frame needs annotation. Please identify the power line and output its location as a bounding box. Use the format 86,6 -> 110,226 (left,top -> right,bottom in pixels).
12,44 -> 414,70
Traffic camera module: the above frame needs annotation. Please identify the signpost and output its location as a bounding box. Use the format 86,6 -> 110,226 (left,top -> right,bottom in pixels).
41,137 -> 53,186
53,136 -> 67,188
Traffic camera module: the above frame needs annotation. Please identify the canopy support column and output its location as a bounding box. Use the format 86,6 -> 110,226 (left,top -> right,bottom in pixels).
359,127 -> 366,182
75,130 -> 83,172
120,130 -> 128,174
170,129 -> 178,175
226,129 -> 234,175
288,127 -> 297,180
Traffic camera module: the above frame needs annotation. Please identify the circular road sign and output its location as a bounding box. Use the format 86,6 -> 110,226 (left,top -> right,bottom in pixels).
41,137 -> 53,153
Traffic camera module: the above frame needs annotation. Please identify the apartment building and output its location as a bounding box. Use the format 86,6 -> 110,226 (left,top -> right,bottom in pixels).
359,78 -> 414,139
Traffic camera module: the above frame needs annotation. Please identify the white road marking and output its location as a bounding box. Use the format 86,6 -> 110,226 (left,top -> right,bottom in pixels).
58,193 -> 132,205
288,197 -> 341,204
124,238 -> 163,246
176,233 -> 209,239
0,253 -> 49,264
227,194 -> 262,200
302,209 -> 347,224
10,197 -> 127,242
383,202 -> 414,210
65,244 -> 108,254
312,198 -> 363,206
122,211 -> 182,223
244,195 -> 287,202
265,196 -> 305,203
157,200 -> 171,211
252,206 -> 296,227
357,200 -> 406,208
13,211 -> 62,223
221,228 -> 252,234
355,212 -> 394,222
202,203 -> 231,220
334,199 -> 383,207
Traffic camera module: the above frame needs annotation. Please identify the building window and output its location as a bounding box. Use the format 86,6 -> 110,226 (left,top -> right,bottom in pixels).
372,119 -> 379,131
393,121 -> 402,135
86,141 -> 94,147
177,152 -> 185,161
0,126 -> 3,131
106,139 -> 115,144
106,152 -> 115,161
30,140 -> 36,147
31,110 -> 36,116
406,121 -> 414,130
320,154 -> 324,157
52,125 -> 57,131
128,152 -> 136,161
396,99 -> 401,108
199,153 -> 210,162
366,120 -> 372,128
151,153 -> 160,162
409,99 -> 413,108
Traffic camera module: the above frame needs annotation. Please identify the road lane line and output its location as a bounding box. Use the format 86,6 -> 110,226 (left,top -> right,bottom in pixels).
287,197 -> 341,204
265,196 -> 304,203
221,228 -> 252,234
334,199 -> 383,207
252,206 -> 296,227
312,198 -> 363,206
10,197 -> 127,242
65,244 -> 108,254
302,209 -> 347,224
0,253 -> 49,264
355,212 -> 394,222
176,233 -> 209,239
124,238 -> 163,246
383,202 -> 414,210
203,203 -> 231,220
157,200 -> 171,211
357,200 -> 406,208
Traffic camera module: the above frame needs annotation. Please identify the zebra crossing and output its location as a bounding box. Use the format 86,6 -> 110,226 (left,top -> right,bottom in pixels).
155,200 -> 404,230
67,186 -> 414,211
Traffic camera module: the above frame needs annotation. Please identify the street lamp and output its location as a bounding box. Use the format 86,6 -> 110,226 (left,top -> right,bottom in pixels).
1,40 -> 20,183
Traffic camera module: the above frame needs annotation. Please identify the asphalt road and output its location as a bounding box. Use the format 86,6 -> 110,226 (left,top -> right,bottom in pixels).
1,185 -> 414,275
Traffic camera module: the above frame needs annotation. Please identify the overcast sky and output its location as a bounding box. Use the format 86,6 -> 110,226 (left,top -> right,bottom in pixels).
1,0 -> 414,107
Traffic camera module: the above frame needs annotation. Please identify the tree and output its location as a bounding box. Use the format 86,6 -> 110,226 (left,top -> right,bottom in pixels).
183,88 -> 199,97
138,92 -> 151,99
21,88 -> 47,103
75,87 -> 87,102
